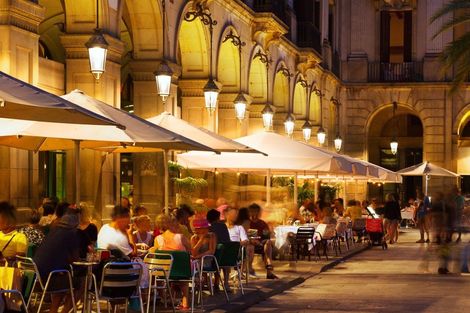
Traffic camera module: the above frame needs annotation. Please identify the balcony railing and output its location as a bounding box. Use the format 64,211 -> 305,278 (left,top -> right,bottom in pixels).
368,62 -> 423,82
297,21 -> 321,52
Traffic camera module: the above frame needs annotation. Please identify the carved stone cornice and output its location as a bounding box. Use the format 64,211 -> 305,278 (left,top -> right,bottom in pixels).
0,0 -> 45,33
252,14 -> 287,50
296,51 -> 320,76
60,33 -> 125,64
374,0 -> 416,10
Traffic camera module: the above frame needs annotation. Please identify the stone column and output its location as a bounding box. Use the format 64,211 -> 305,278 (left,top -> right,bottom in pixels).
60,33 -> 124,217
0,1 -> 45,207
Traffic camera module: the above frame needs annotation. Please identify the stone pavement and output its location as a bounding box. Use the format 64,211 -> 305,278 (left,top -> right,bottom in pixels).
245,229 -> 470,313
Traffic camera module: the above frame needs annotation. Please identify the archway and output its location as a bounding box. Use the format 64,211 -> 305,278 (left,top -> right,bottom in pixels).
217,34 -> 240,93
458,121 -> 470,195
309,92 -> 321,124
248,54 -> 267,103
368,106 -> 423,202
293,81 -> 306,117
177,18 -> 209,78
273,70 -> 289,110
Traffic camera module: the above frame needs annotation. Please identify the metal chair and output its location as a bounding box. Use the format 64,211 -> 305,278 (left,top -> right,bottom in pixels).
0,289 -> 29,313
315,224 -> 340,260
143,253 -> 175,313
16,256 -> 76,313
198,254 -> 229,305
214,242 -> 244,295
88,261 -> 144,313
157,250 -> 200,313
294,227 -> 317,261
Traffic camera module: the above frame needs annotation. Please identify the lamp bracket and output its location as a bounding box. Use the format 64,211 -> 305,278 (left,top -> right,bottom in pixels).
223,30 -> 246,50
253,50 -> 272,68
184,3 -> 217,32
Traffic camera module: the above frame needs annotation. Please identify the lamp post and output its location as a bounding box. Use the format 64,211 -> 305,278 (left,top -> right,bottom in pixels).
254,50 -> 273,130
300,80 -> 325,143
224,30 -> 247,121
390,101 -> 398,155
278,66 -> 294,136
86,0 -> 108,80
331,96 -> 342,152
184,4 -> 219,113
154,0 -> 173,105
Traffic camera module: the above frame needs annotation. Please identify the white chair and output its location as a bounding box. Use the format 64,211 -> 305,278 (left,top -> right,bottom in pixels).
143,253 -> 175,313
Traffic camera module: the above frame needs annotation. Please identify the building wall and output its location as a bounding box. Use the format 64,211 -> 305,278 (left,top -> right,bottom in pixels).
0,0 -> 469,211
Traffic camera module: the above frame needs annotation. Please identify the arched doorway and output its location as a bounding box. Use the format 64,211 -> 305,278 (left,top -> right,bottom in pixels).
458,121 -> 470,195
368,106 -> 423,202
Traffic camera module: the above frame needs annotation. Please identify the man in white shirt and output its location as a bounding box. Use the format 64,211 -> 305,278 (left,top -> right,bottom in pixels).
97,206 -> 135,257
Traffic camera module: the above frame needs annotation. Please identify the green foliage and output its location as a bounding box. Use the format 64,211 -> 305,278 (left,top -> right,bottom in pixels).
431,0 -> 470,93
296,181 -> 315,206
168,161 -> 184,175
173,176 -> 208,194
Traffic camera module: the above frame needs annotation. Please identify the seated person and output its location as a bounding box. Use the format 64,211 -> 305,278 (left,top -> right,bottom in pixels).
19,209 -> 45,248
0,202 -> 28,263
344,199 -> 362,221
34,211 -> 81,313
191,217 -> 216,260
207,209 -> 230,244
132,215 -> 154,252
97,205 -> 135,258
248,203 -> 278,279
175,205 -> 195,241
38,202 -> 56,227
151,214 -> 191,310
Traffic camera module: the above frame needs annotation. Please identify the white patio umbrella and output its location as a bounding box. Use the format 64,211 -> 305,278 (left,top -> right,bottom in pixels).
0,90 -> 214,205
0,72 -> 117,125
397,161 -> 459,195
178,132 -> 357,204
63,91 -> 253,211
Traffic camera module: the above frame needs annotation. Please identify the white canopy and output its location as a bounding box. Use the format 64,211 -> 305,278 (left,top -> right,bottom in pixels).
0,72 -> 117,126
177,131 -> 354,174
146,112 -> 258,153
397,161 -> 459,195
397,161 -> 459,177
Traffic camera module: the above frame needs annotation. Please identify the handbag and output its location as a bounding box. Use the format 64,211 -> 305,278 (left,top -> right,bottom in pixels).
0,263 -> 24,312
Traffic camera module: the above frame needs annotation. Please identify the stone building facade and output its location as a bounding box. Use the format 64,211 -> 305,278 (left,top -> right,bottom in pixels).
0,0 -> 468,214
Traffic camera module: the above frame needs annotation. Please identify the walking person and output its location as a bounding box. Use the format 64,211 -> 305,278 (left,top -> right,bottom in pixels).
383,194 -> 401,244
414,190 -> 431,243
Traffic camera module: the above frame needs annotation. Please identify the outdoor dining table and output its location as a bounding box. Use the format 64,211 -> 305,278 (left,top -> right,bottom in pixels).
274,223 -> 319,249
73,260 -> 100,313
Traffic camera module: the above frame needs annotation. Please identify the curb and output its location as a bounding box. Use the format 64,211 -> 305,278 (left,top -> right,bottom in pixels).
207,244 -> 371,313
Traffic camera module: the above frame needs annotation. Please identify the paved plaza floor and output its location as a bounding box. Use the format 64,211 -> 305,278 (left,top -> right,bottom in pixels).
245,229 -> 470,313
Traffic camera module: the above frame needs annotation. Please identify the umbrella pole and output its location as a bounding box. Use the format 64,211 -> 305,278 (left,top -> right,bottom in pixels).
74,140 -> 81,205
425,175 -> 429,196
266,169 -> 271,205
314,179 -> 319,202
163,150 -> 169,215
293,173 -> 298,207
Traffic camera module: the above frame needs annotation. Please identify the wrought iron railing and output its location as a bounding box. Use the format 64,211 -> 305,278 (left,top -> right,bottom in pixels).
368,62 -> 423,82
296,21 -> 321,53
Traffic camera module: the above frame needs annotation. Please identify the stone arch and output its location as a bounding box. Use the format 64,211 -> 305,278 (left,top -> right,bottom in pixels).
176,3 -> 210,79
38,0 -> 66,62
122,0 -> 163,59
217,25 -> 241,93
272,61 -> 290,110
309,92 -> 321,124
293,75 -> 306,117
248,45 -> 267,103
454,103 -> 470,136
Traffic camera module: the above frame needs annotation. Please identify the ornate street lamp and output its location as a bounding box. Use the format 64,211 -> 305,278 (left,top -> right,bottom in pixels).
224,30 -> 247,121
302,120 -> 312,142
390,101 -> 399,155
284,113 -> 295,136
185,4 -> 219,113
331,96 -> 342,152
261,103 -> 274,130
278,66 -> 294,136
233,93 -> 248,121
317,126 -> 326,145
86,0 -> 108,80
254,50 -> 273,130
154,0 -> 173,104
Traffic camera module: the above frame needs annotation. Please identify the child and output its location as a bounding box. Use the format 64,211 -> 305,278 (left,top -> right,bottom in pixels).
190,217 -> 216,260
132,215 -> 153,252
